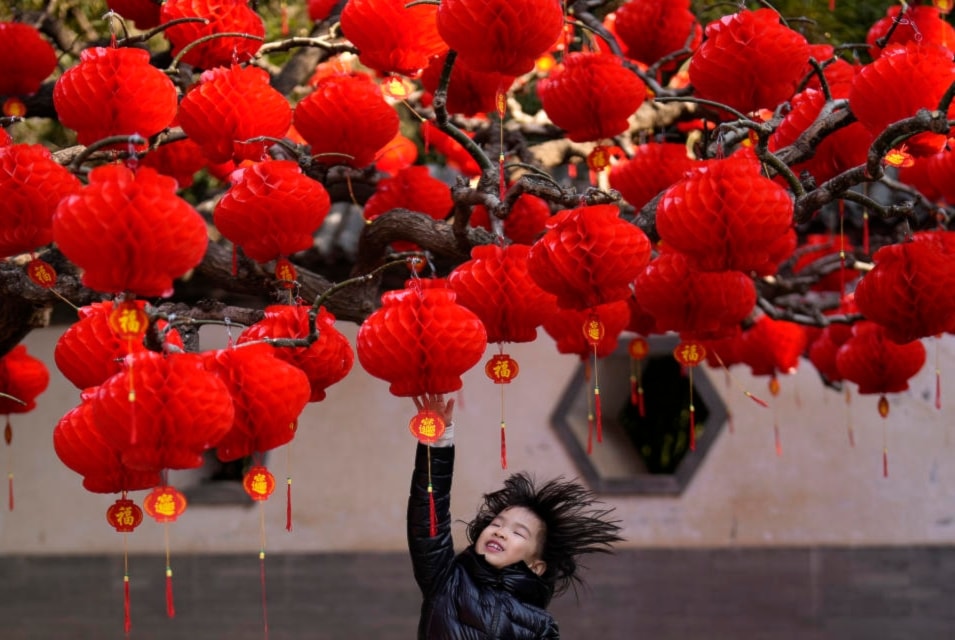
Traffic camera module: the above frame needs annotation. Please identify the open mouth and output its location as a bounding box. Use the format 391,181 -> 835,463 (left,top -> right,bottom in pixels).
485,541 -> 504,553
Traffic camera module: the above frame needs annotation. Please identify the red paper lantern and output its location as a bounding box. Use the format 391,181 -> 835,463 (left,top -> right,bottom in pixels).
867,4 -> 955,58
485,354 -> 520,384
160,0 -> 265,69
92,351 -> 235,472
609,142 -> 698,212
688,9 -> 809,116
53,165 -> 208,297
836,321 -> 926,404
107,0 -> 162,29
448,244 -> 558,344
0,22 -> 57,96
309,0 -> 339,22
527,204 -> 652,310
363,166 -> 453,224
0,143 -> 81,259
849,42 -> 955,157
633,251 -> 756,341
356,278 -> 488,397
238,305 -> 354,403
375,133 -> 419,175
293,74 -> 399,168
738,315 -> 809,377
53,47 -> 178,147
341,0 -> 447,77
0,345 -> 49,415
469,194 -> 550,246
178,65 -> 292,164
53,397 -> 161,494
242,465 -> 276,501
656,148 -> 794,273
214,160 -> 331,263
422,121 -> 482,177
610,0 -> 701,69
807,323 -> 855,385
537,52 -> 646,143
143,485 -> 188,523
139,126 -> 207,189
436,0 -> 564,76
203,342 -> 311,462
853,235 -> 955,344
542,300 -> 630,360
420,52 -> 515,117
408,409 -> 446,445
106,497 -> 145,532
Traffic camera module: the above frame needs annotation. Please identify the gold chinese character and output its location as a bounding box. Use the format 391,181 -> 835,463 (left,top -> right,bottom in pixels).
419,417 -> 436,438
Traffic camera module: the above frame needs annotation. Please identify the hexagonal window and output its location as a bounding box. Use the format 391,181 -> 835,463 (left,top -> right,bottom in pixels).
550,335 -> 727,495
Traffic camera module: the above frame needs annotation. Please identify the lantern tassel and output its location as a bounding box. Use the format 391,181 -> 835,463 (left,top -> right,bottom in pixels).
500,421 -> 507,470
845,385 -> 855,447
285,477 -> 293,532
164,522 -> 175,618
428,484 -> 437,537
936,340 -> 942,410
259,501 -> 270,639
586,411 -> 594,455
594,385 -> 603,443
688,366 -> 696,451
123,533 -> 131,635
7,472 -> 12,512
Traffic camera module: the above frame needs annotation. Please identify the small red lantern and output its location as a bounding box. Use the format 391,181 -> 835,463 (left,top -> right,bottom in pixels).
341,0 -> 447,77
160,0 -> 265,69
611,0 -> 701,69
609,143 -> 698,212
214,160 -> 331,263
179,65 -> 293,164
106,497 -> 144,533
0,345 -> 49,416
25,259 -> 57,289
53,165 -> 209,298
0,22 -> 57,97
143,485 -> 188,523
688,9 -> 809,117
485,354 -> 519,384
293,74 -> 399,168
242,465 -> 277,501
362,165 -> 453,251
420,52 -> 515,118
0,143 -> 81,259
375,133 -> 419,175
437,0 -> 564,76
53,47 -> 178,147
408,409 -> 447,445
468,194 -> 551,246
356,278 -> 488,398
537,52 -> 646,143
656,148 -> 794,273
867,4 -> 955,58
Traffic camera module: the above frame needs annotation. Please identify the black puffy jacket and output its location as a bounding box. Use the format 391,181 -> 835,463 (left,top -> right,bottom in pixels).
408,444 -> 560,640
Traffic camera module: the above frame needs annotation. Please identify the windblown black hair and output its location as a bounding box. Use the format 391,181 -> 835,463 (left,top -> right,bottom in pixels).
465,472 -> 624,597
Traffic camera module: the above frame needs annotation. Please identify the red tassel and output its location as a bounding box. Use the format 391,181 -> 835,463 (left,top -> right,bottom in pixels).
285,478 -> 292,532
594,386 -> 603,443
165,567 -> 175,618
500,422 -> 507,470
428,485 -> 437,537
123,574 -> 131,634
629,375 -> 637,406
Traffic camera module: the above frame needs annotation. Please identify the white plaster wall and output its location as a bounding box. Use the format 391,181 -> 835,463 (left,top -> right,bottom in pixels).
1,323 -> 954,555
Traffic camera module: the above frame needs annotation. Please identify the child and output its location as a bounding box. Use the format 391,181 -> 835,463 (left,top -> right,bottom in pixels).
407,394 -> 623,639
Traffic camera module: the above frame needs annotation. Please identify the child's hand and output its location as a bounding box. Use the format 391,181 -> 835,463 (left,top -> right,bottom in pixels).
413,393 -> 455,427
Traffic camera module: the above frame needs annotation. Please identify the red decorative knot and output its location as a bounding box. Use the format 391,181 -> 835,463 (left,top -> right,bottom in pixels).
409,409 -> 446,445
108,300 -> 149,341
485,354 -> 519,384
107,498 -> 144,533
26,260 -> 57,289
143,486 -> 188,523
673,341 -> 707,367
582,314 -> 605,346
628,337 -> 649,360
242,466 -> 276,501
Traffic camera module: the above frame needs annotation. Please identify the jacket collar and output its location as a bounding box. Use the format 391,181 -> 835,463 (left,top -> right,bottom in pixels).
459,546 -> 554,608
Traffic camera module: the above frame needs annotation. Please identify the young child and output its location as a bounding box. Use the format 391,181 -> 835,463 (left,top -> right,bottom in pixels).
407,394 -> 623,639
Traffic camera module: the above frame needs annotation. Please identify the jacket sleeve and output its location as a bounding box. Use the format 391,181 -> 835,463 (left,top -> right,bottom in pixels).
544,619 -> 561,639
407,442 -> 456,597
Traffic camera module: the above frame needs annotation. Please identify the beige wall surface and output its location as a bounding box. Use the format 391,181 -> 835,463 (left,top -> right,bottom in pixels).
1,323 -> 954,555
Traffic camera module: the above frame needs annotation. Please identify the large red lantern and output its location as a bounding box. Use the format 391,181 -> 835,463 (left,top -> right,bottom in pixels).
633,251 -> 756,341
0,22 -> 57,96
178,65 -> 292,164
688,9 -> 809,116
0,344 -> 49,510
436,0 -> 564,76
92,351 -> 235,472
0,143 -> 81,259
853,234 -> 955,344
204,342 -> 311,462
293,74 -> 399,168
53,397 -> 161,494
849,42 -> 955,157
836,321 -> 927,401
160,0 -> 265,69
656,148 -> 794,273
238,305 -> 354,403
527,204 -> 651,311
356,278 -> 487,398
341,0 -> 447,77
213,160 -> 331,263
537,52 -> 646,143
53,47 -> 178,147
610,0 -> 701,69
53,165 -> 208,297
420,52 -> 515,118
738,315 -> 808,378
608,142 -> 698,212
867,4 -> 955,58
363,166 -> 453,224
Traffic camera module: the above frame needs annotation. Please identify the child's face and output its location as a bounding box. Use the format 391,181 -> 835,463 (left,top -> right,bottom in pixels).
475,506 -> 546,576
